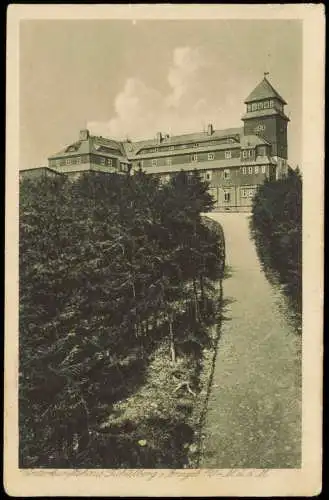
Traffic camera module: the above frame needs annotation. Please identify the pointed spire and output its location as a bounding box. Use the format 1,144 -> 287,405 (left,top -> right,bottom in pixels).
244,76 -> 286,104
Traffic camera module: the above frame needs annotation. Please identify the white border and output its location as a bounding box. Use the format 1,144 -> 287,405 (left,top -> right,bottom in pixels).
5,4 -> 324,496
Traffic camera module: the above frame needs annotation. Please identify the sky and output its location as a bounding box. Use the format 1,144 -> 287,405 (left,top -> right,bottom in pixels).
19,19 -> 302,169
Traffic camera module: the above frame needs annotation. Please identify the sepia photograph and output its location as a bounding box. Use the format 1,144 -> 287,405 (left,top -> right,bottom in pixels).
5,4 -> 324,497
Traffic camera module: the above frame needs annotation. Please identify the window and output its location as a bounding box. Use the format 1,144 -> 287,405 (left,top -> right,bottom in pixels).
242,167 -> 247,174
120,163 -> 129,173
247,104 -> 252,112
264,101 -> 269,109
205,170 -> 212,181
208,153 -> 215,161
248,167 -> 253,174
75,156 -> 81,164
166,157 -> 172,166
169,145 -> 175,151
191,154 -> 198,162
269,100 -> 274,108
108,158 -> 113,167
56,159 -> 61,166
224,191 -> 231,202
261,165 -> 266,174
242,151 -> 248,158
66,158 -> 72,165
152,159 -> 157,167
193,143 -> 200,148
223,169 -> 230,179
241,188 -> 247,198
252,103 -> 257,111
225,151 -> 232,159
254,166 -> 259,174
100,157 -> 106,165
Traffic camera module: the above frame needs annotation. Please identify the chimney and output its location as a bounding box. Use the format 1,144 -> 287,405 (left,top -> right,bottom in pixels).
207,123 -> 213,136
79,129 -> 90,141
156,132 -> 163,144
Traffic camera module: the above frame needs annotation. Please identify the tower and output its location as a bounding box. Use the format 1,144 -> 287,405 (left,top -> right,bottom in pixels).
242,75 -> 289,161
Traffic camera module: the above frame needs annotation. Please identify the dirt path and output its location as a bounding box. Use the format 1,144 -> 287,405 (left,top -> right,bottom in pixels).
199,213 -> 301,468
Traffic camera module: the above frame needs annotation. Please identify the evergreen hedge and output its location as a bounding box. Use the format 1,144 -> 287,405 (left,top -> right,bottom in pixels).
19,169 -> 225,467
251,168 -> 302,320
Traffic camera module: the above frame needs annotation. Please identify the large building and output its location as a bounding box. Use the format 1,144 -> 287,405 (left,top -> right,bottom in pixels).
26,76 -> 290,212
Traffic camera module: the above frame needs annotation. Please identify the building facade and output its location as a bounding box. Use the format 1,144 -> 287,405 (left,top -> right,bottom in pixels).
43,76 -> 290,212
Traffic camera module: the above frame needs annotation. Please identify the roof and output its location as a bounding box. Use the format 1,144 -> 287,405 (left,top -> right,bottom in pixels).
19,166 -> 63,175
48,135 -> 126,160
244,77 -> 287,105
129,143 -> 242,160
124,127 -> 243,156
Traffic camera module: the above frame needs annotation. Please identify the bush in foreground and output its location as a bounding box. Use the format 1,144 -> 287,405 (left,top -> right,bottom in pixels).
19,170 -> 224,467
251,168 -> 302,319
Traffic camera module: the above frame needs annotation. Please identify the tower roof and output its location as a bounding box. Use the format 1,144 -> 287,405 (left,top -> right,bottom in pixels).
244,77 -> 287,105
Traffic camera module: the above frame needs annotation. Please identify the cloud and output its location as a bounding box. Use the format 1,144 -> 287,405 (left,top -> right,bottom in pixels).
87,46 -> 248,140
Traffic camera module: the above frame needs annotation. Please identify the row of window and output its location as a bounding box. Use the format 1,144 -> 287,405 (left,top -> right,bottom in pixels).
149,150 -> 267,167
145,138 -> 235,154
241,187 -> 257,198
247,100 -> 283,113
242,165 -> 266,174
56,156 -> 114,167
150,151 -> 233,167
